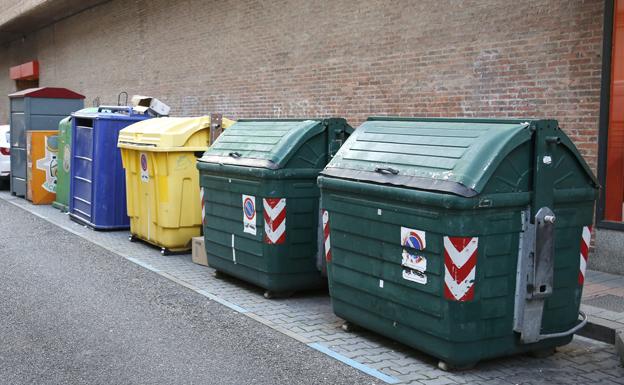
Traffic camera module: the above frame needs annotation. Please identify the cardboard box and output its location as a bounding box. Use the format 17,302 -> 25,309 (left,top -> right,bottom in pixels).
131,95 -> 170,116
192,236 -> 208,266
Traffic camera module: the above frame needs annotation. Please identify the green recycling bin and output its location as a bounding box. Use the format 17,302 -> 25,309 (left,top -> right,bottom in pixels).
197,118 -> 352,297
318,117 -> 598,369
53,107 -> 98,212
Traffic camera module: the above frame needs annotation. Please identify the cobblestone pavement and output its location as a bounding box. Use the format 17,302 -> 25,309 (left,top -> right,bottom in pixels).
3,191 -> 623,385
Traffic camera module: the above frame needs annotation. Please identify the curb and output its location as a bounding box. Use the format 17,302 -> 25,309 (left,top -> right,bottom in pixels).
616,330 -> 624,366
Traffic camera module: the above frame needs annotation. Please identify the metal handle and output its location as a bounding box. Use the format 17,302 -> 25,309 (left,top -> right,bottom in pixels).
539,311 -> 588,340
375,167 -> 399,175
229,152 -> 242,158
117,91 -> 128,106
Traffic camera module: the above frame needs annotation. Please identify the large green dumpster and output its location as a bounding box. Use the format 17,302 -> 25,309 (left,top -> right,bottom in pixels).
197,118 -> 352,297
318,117 -> 598,368
53,107 -> 98,212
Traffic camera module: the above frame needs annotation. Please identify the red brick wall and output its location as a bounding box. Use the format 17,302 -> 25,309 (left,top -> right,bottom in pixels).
0,0 -> 605,170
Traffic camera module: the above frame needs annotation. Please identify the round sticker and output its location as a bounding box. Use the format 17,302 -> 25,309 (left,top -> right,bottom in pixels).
243,197 -> 255,219
406,231 -> 425,250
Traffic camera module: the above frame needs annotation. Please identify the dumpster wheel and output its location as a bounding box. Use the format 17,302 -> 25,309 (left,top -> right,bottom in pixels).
161,247 -> 171,256
437,360 -> 476,372
340,321 -> 361,333
263,290 -> 295,300
129,235 -> 138,242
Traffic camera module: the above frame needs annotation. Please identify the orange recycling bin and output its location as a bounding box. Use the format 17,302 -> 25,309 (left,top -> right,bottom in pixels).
27,130 -> 59,204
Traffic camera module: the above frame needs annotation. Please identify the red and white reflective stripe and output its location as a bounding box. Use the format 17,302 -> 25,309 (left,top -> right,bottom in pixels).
200,187 -> 205,224
443,236 -> 479,302
263,198 -> 286,244
322,210 -> 331,262
578,225 -> 592,285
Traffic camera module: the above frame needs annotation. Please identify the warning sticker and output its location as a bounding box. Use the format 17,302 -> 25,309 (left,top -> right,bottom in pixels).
401,249 -> 427,272
140,153 -> 149,183
402,268 -> 427,285
401,227 -> 426,250
242,194 -> 257,235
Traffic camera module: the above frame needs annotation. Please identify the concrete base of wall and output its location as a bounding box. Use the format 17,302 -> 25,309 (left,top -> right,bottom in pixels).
591,228 -> 624,275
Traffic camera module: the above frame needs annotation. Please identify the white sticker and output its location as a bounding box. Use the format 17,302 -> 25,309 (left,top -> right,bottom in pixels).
140,153 -> 149,183
402,269 -> 427,285
379,279 -> 384,288
401,249 -> 427,272
400,226 -> 426,250
377,208 -> 382,216
242,194 -> 257,235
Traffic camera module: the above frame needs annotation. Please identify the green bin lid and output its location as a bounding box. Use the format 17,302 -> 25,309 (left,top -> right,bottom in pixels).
321,117 -> 597,197
198,119 -> 324,169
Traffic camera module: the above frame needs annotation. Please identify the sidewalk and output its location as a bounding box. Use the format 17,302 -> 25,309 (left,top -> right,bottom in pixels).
580,270 -> 624,356
1,190 -> 622,385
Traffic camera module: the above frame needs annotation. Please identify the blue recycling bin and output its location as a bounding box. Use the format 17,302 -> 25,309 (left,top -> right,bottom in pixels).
69,106 -> 152,230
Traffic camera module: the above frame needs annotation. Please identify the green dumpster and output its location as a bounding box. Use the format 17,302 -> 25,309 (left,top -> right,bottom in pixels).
318,117 -> 598,368
53,107 -> 98,212
197,118 -> 352,297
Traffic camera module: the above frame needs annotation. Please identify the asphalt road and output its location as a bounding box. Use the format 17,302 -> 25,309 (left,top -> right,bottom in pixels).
0,199 -> 379,385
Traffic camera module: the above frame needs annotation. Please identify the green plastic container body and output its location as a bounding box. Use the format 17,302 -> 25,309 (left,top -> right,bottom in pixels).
197,118 -> 352,293
53,107 -> 98,212
318,117 -> 598,367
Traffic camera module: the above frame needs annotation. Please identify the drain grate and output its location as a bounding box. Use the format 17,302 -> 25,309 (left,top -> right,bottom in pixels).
584,294 -> 624,313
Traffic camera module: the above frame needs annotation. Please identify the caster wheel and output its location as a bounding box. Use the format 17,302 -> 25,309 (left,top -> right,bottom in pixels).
160,248 -> 170,256
529,347 -> 556,359
341,322 -> 358,332
214,271 -> 224,279
263,291 -> 274,299
129,235 -> 137,242
437,360 -> 476,371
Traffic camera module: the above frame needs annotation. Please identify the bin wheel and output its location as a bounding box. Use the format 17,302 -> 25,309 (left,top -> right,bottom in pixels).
437,360 -> 476,372
161,247 -> 171,256
263,290 -> 294,299
341,322 -> 359,333
214,270 -> 224,279
529,347 -> 556,359
129,235 -> 137,242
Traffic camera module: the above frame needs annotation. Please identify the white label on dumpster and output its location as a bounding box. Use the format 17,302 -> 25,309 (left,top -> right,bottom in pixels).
401,249 -> 427,272
242,194 -> 257,235
140,153 -> 149,183
400,227 -> 426,250
402,268 -> 427,285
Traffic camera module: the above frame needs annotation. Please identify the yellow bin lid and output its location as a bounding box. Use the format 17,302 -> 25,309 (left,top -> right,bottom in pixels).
117,116 -> 235,152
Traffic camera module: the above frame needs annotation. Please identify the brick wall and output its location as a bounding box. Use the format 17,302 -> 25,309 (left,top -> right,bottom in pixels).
0,0 -> 605,170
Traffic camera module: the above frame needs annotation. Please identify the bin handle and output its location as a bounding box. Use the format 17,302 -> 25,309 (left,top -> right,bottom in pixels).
229,152 -> 242,158
375,166 -> 399,175
538,311 -> 588,340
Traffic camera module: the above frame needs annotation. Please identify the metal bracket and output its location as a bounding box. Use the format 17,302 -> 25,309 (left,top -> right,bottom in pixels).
513,207 -> 556,343
210,113 -> 223,144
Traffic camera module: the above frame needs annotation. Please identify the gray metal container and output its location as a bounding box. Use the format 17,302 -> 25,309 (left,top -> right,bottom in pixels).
8,88 -> 84,197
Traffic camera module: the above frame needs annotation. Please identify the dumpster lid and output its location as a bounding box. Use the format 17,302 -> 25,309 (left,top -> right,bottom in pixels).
320,117 -> 598,197
8,87 -> 85,99
198,119 -> 324,169
118,116 -> 235,151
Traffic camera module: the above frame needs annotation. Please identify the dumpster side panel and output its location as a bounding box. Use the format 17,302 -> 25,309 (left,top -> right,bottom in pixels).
54,117 -> 72,211
201,170 -> 326,292
322,187 -> 585,366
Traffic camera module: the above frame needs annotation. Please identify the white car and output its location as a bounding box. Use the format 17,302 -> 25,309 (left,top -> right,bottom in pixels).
0,125 -> 10,184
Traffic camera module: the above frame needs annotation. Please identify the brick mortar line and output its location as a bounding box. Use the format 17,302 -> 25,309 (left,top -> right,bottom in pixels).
0,195 -> 402,384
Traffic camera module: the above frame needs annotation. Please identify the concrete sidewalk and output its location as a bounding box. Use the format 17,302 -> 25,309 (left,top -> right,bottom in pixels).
580,270 -> 624,363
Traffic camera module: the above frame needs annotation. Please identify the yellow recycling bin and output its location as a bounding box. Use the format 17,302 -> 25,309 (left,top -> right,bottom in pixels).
118,115 -> 234,254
